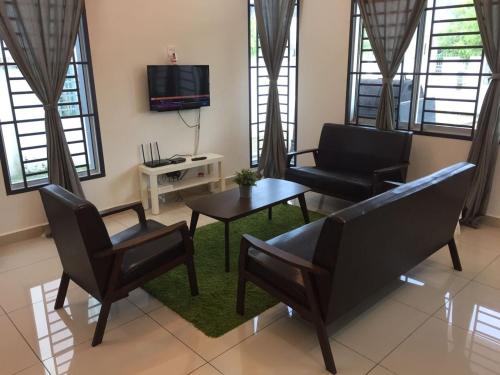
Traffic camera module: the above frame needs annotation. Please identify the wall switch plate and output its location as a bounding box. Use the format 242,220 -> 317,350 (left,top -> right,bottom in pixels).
167,46 -> 177,63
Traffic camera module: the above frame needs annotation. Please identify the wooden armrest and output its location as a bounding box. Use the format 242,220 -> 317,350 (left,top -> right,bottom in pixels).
384,180 -> 404,187
372,163 -> 409,185
287,148 -> 319,167
100,202 -> 146,224
94,221 -> 188,259
241,234 -> 329,277
373,163 -> 408,176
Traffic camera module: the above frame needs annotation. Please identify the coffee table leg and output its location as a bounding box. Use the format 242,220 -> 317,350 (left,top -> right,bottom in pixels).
189,211 -> 199,237
268,206 -> 272,220
224,222 -> 230,272
298,194 -> 310,224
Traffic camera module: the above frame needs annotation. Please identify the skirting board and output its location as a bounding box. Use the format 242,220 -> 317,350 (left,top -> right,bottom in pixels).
483,215 -> 500,228
0,224 -> 49,247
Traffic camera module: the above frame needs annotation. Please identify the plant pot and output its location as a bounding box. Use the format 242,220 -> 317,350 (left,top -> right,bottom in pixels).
239,185 -> 252,199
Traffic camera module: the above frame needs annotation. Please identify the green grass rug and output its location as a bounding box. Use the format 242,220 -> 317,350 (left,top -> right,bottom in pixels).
143,204 -> 324,337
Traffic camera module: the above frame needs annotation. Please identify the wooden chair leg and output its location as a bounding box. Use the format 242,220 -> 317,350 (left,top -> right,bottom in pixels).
236,276 -> 246,315
313,318 -> 337,374
92,299 -> 112,347
448,238 -> 462,271
186,257 -> 199,296
303,272 -> 337,374
54,272 -> 70,310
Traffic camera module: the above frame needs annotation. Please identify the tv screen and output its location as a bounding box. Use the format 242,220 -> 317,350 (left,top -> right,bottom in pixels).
147,65 -> 210,111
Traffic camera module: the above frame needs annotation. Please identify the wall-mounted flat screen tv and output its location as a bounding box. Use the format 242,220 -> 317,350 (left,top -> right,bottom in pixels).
147,65 -> 210,111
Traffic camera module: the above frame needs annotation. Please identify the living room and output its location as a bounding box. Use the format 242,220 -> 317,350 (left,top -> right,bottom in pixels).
0,0 -> 499,374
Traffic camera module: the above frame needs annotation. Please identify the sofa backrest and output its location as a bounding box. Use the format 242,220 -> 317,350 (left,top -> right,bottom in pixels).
312,162 -> 475,322
40,185 -> 114,299
317,123 -> 413,173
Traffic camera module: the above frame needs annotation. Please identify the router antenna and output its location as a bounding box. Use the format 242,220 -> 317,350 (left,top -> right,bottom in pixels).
149,143 -> 153,163
141,144 -> 146,163
156,142 -> 161,160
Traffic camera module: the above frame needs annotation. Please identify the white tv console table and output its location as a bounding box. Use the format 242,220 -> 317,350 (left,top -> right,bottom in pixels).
138,153 -> 225,215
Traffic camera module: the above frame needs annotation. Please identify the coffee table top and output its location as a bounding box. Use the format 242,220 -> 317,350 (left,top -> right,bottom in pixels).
186,178 -> 310,221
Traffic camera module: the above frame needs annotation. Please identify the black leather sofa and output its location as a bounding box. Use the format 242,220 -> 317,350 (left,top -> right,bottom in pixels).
285,123 -> 413,201
237,162 -> 475,373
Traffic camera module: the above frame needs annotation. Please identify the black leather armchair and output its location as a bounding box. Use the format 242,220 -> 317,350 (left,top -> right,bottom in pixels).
286,123 -> 413,201
238,163 -> 475,374
39,185 -> 198,346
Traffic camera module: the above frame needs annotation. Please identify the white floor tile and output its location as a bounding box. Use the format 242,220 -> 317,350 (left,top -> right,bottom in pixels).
459,225 -> 500,254
475,255 -> 500,290
388,261 -> 469,314
426,241 -> 498,280
127,287 -> 164,313
14,363 -> 50,375
102,218 -> 128,236
212,316 -> 375,375
42,316 -> 205,375
434,281 -> 500,338
382,317 -> 500,375
149,303 -> 287,361
0,236 -> 57,274
9,286 -> 144,360
0,257 -> 69,313
0,315 -> 40,374
189,364 -> 222,375
367,366 -> 396,375
332,298 -> 428,362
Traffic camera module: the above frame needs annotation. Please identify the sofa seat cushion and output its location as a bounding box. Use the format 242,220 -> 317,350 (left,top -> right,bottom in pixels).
286,166 -> 373,201
247,218 -> 326,305
112,220 -> 185,285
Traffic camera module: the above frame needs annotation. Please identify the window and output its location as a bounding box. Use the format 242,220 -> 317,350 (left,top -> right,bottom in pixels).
0,15 -> 105,194
248,0 -> 299,167
346,0 -> 491,139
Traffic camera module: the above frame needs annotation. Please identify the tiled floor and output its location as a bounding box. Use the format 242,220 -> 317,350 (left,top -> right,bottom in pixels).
1,189 -> 499,375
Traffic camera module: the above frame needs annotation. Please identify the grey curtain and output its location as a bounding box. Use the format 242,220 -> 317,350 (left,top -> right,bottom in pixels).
462,0 -> 500,227
0,0 -> 84,196
359,0 -> 426,130
255,0 -> 295,178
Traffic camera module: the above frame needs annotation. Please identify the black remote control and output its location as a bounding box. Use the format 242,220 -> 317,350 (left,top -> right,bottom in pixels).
192,156 -> 207,161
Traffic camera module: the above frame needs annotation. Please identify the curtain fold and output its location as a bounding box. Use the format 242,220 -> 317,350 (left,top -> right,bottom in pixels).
0,0 -> 85,196
255,0 -> 295,178
462,0 -> 500,227
359,0 -> 426,130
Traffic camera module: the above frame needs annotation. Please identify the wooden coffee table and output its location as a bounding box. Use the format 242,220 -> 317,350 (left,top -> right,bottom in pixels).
187,178 -> 311,272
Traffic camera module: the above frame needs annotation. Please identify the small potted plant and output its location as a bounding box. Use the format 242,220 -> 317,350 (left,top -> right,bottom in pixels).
234,169 -> 258,198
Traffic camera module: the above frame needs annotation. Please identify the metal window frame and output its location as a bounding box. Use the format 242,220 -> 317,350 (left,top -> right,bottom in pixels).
345,0 -> 490,141
247,0 -> 300,168
0,10 -> 105,195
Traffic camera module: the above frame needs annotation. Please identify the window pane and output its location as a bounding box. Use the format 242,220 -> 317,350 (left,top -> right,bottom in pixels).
248,1 -> 298,166
0,67 -> 13,122
13,93 -> 42,107
19,134 -> 46,149
22,147 -> 47,162
0,16 -> 104,193
1,124 -> 23,185
62,117 -> 82,130
15,107 -> 44,121
17,121 -> 45,135
347,0 -> 486,139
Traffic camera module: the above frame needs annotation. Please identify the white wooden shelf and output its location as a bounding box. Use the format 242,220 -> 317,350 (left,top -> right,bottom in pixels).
155,175 -> 221,194
138,153 -> 225,215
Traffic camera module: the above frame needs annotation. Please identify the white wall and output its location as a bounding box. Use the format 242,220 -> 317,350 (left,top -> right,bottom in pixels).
0,0 -> 250,235
0,0 -> 498,237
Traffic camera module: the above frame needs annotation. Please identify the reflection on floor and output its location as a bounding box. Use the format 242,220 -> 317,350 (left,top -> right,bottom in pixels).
0,188 -> 499,374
